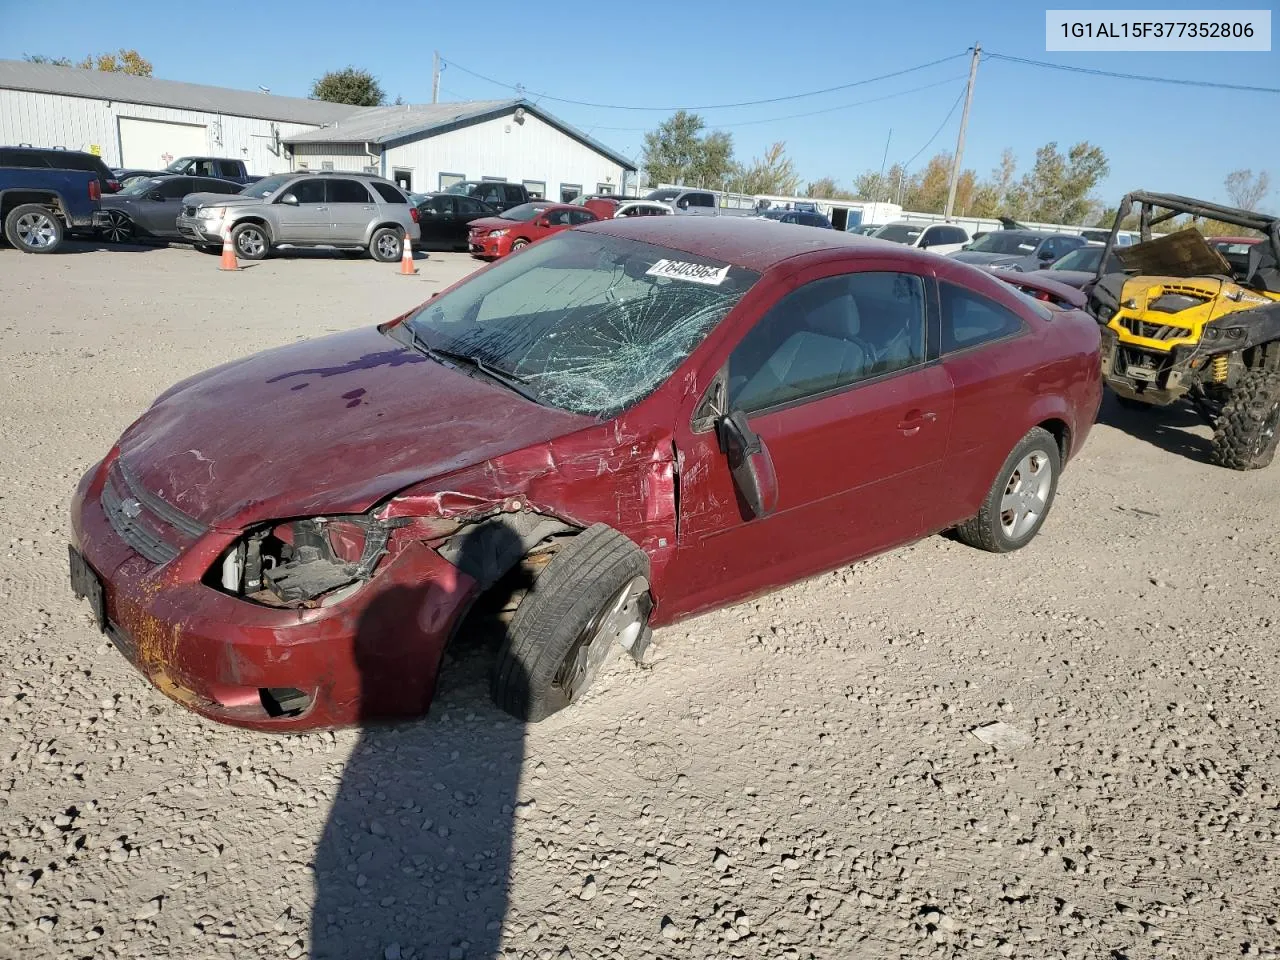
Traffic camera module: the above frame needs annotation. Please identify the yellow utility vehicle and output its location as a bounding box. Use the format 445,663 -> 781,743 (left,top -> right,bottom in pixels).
1088,192 -> 1280,469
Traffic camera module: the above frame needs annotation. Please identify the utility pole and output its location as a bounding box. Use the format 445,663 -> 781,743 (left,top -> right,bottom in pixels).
431,51 -> 440,104
943,42 -> 980,220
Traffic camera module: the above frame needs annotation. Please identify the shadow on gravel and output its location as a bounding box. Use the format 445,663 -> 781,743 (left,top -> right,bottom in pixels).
1096,390 -> 1215,463
310,527 -> 527,960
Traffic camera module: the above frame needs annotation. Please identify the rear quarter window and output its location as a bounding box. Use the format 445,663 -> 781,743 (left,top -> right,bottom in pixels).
371,182 -> 407,203
941,282 -> 1029,353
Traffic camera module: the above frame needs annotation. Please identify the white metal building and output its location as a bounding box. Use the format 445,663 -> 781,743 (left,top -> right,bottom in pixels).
283,100 -> 637,202
0,60 -> 637,197
0,59 -> 361,174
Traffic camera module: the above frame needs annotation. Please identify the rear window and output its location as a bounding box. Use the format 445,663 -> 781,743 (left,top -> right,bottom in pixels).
371,181 -> 407,204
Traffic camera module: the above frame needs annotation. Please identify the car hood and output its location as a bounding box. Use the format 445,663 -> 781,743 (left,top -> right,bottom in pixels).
117,325 -> 592,530
949,251 -> 1024,266
468,216 -> 520,232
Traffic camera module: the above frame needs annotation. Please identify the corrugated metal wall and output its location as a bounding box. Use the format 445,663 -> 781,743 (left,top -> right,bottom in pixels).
0,89 -> 316,174
380,111 -> 626,197
290,142 -> 377,173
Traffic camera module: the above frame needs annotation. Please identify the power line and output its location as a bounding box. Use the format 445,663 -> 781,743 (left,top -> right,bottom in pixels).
441,52 -> 969,112
582,75 -> 969,132
985,51 -> 1280,95
902,85 -> 967,170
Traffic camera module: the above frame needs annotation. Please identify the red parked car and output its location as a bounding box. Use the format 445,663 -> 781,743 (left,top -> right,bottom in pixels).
68,218 -> 1102,731
467,201 -> 599,259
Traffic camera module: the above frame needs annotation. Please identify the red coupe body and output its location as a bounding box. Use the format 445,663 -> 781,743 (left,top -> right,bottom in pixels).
467,201 -> 598,259
69,218 -> 1102,730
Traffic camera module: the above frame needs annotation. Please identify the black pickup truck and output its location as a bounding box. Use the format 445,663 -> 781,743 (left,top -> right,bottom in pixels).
115,156 -> 262,186
0,166 -> 102,253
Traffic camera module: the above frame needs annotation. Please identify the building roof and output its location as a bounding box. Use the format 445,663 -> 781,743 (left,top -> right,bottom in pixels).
0,59 -> 363,126
284,98 -> 637,171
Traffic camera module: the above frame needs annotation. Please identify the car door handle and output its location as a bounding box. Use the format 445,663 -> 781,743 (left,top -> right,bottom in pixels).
897,410 -> 938,433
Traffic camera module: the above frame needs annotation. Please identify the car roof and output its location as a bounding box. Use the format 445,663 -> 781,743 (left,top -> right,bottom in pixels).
578,216 -> 934,272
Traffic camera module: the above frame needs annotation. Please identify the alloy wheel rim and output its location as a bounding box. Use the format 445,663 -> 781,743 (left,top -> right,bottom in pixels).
104,211 -> 132,243
237,229 -> 265,256
999,451 -> 1052,539
16,212 -> 56,248
556,575 -> 650,699
377,234 -> 400,259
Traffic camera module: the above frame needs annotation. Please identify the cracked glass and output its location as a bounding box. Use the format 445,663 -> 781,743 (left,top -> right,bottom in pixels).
403,231 -> 759,417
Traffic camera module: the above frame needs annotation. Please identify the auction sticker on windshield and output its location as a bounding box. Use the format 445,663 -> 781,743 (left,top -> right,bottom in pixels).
646,259 -> 731,285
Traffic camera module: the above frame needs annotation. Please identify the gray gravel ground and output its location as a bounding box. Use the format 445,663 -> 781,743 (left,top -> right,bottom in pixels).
0,241 -> 1277,960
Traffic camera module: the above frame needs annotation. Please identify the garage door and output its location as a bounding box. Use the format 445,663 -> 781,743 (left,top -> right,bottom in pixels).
118,117 -> 207,169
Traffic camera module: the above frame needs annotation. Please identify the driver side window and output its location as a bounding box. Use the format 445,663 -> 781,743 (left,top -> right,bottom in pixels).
287,179 -> 326,204
728,271 -> 927,414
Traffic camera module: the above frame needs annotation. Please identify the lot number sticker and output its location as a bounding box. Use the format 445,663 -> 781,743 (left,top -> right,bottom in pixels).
646,259 -> 730,285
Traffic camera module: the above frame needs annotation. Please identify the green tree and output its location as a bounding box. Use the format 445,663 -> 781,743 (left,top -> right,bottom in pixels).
730,142 -> 800,196
1009,141 -> 1109,223
968,149 -> 1017,218
25,49 -> 152,75
1224,169 -> 1270,211
806,177 -> 857,200
641,111 -> 736,188
853,162 -> 907,202
311,67 -> 386,107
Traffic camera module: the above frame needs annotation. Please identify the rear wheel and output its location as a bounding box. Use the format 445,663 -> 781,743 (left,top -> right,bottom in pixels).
230,222 -> 268,260
4,204 -> 64,253
99,210 -> 134,243
490,524 -> 651,722
954,427 -> 1061,553
1211,370 -> 1280,470
369,227 -> 402,263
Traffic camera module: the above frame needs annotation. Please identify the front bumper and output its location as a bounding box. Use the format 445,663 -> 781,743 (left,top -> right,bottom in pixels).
468,233 -> 507,259
1099,326 -> 1195,405
175,214 -> 225,245
68,457 -> 476,731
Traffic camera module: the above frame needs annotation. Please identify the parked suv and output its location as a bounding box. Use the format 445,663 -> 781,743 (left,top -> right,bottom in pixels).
443,180 -> 529,212
176,171 -> 420,261
0,146 -> 121,194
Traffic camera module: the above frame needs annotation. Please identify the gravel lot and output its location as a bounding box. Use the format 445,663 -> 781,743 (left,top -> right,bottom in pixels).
1,240 -> 1277,960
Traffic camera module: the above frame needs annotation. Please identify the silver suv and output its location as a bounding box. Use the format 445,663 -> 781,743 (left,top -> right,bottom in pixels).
176,171 -> 421,261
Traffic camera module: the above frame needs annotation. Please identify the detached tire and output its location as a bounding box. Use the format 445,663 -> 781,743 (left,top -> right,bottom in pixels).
1212,370 -> 1280,470
5,204 -> 64,253
954,427 -> 1061,553
491,524 -> 651,722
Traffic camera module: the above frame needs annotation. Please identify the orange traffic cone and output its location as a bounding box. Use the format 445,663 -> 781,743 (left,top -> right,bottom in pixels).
218,224 -> 238,272
399,229 -> 417,276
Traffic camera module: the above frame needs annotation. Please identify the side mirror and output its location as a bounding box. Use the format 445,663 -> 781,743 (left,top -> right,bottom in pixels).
716,409 -> 779,520
1039,248 -> 1055,261
677,199 -> 689,210
280,193 -> 299,206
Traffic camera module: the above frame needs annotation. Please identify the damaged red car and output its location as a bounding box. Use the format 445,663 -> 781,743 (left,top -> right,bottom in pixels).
68,218 -> 1102,731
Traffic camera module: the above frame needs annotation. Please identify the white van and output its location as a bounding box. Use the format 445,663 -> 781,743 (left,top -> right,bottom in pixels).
870,220 -> 970,255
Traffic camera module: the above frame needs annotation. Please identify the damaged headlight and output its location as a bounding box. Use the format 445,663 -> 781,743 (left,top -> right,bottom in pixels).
212,515 -> 391,607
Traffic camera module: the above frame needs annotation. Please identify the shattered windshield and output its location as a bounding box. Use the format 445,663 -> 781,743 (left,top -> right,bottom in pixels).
402,231 -> 759,417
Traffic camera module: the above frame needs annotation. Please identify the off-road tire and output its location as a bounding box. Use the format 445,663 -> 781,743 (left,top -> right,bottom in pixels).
490,524 -> 650,722
954,427 -> 1061,553
369,227 -> 402,263
1211,370 -> 1280,470
4,204 -> 64,253
230,222 -> 269,260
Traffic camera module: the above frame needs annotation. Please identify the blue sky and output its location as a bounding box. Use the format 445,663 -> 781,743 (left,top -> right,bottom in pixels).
2,0 -> 1276,212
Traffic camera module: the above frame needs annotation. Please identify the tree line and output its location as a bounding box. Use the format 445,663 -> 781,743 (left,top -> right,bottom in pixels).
641,111 -> 1272,227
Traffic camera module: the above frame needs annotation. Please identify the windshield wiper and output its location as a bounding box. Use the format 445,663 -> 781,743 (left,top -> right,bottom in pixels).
402,326 -> 541,404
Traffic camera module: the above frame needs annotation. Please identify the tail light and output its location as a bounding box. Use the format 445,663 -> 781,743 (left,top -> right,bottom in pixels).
106,179 -> 121,193
89,180 -> 101,201
409,207 -> 420,223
